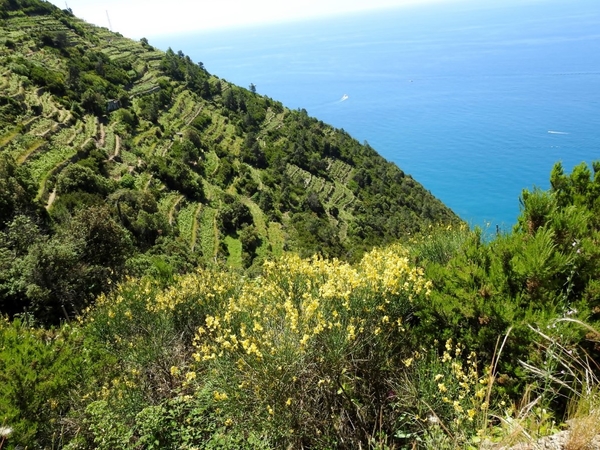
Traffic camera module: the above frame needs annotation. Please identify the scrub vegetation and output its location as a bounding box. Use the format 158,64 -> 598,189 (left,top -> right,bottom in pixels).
1,1 -> 600,449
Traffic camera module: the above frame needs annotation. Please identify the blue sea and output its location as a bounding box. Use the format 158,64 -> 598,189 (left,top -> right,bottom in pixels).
152,0 -> 600,230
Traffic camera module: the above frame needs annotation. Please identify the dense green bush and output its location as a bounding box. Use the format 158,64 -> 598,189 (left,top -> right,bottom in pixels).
56,164 -> 111,196
149,157 -> 204,201
0,318 -> 86,449
61,245 -> 431,449
108,189 -> 169,249
219,197 -> 253,233
0,155 -> 39,226
29,64 -> 65,95
412,161 -> 600,399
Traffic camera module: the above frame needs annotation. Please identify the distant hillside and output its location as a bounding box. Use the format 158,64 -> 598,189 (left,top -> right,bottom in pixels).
0,0 -> 458,322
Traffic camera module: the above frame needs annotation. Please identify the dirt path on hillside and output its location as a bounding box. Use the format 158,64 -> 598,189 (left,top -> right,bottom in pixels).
109,135 -> 121,161
98,123 -> 105,148
168,195 -> 184,225
46,189 -> 56,210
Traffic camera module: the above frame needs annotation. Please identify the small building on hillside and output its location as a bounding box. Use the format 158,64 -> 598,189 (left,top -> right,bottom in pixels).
107,99 -> 121,112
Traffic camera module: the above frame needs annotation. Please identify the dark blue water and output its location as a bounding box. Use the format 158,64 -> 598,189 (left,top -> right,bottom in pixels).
152,0 -> 600,229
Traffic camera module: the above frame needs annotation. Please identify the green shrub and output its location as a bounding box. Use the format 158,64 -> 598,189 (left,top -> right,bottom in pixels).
75,244 -> 431,448
56,164 -> 110,196
186,245 -> 428,447
0,318 -> 84,448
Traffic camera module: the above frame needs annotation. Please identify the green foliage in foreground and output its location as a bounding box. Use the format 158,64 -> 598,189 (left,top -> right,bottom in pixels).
1,162 -> 600,449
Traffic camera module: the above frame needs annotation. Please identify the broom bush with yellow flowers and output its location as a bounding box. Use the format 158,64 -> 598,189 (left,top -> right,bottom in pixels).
393,338 -> 496,449
69,243 -> 434,449
188,244 -> 432,447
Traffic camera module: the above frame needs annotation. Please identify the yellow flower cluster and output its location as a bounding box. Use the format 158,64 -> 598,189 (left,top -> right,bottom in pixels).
213,391 -> 228,401
359,245 -> 431,299
91,244 -> 431,421
191,245 -> 430,367
149,269 -> 239,313
94,269 -> 239,317
433,339 -> 488,427
95,369 -> 141,402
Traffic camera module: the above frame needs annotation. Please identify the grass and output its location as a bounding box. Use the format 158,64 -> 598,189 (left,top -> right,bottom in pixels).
16,139 -> 46,164
133,172 -> 152,191
328,182 -> 355,210
0,126 -> 22,147
223,235 -> 242,268
190,202 -> 203,253
409,224 -> 471,266
158,193 -> 183,224
132,126 -> 160,147
50,126 -> 77,147
484,320 -> 600,449
177,202 -> 198,249
267,222 -> 285,258
119,150 -> 139,167
28,145 -> 76,184
199,207 -> 218,261
101,126 -> 116,155
240,197 -> 267,235
34,155 -> 72,201
328,158 -> 354,184
566,389 -> 600,450
204,151 -> 219,176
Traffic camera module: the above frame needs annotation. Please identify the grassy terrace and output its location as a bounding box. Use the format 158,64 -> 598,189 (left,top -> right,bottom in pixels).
267,221 -> 286,257
327,158 -> 354,184
177,201 -> 200,250
159,90 -> 198,130
203,112 -> 243,157
198,206 -> 218,260
32,148 -> 76,200
0,127 -> 25,150
223,234 -> 242,267
16,138 -> 46,164
286,163 -> 355,211
158,192 -> 184,225
130,71 -> 162,96
101,123 -> 116,155
27,141 -> 75,182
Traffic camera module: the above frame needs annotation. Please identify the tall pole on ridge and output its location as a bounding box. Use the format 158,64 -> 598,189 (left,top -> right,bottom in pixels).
106,10 -> 113,31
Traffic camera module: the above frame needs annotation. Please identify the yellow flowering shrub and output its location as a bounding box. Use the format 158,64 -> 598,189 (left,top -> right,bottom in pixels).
400,338 -> 493,447
85,269 -> 243,412
186,244 -> 431,445
86,244 -> 433,447
193,244 -> 429,361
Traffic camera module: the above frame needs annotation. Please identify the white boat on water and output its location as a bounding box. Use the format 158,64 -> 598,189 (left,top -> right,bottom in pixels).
341,94 -> 349,101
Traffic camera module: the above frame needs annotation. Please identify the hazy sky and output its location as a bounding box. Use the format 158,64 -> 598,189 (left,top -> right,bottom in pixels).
47,0 -> 456,39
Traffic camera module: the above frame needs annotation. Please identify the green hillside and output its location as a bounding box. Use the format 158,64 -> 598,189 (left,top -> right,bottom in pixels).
0,0 -> 457,323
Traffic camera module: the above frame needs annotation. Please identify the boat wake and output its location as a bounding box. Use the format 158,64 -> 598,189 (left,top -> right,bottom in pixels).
308,94 -> 350,111
548,130 -> 569,135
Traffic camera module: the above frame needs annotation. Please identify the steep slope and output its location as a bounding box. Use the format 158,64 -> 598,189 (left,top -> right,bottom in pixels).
0,0 -> 459,322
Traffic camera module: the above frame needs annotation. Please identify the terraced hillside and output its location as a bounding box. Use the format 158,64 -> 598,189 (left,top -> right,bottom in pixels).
0,0 -> 458,321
